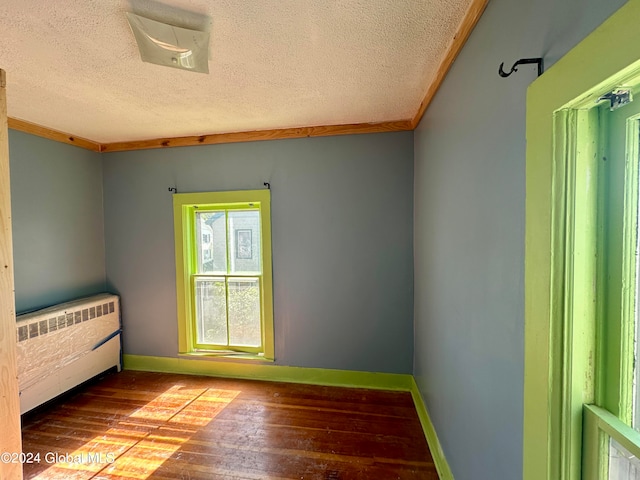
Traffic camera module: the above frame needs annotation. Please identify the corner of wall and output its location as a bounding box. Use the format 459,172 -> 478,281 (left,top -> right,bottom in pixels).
410,377 -> 454,480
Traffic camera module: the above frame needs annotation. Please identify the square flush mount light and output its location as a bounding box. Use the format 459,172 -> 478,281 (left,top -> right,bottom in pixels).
126,12 -> 209,73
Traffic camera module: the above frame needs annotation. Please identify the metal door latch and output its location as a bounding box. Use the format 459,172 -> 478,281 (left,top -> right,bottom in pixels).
597,89 -> 632,111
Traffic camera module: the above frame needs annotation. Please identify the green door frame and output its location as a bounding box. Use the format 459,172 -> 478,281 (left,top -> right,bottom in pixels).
524,1 -> 640,479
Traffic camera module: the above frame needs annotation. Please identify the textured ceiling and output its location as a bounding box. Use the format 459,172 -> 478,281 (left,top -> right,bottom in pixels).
0,0 -> 473,144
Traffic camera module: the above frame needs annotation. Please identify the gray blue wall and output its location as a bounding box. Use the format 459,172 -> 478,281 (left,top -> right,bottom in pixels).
9,131 -> 105,313
103,132 -> 414,374
413,1 -> 626,479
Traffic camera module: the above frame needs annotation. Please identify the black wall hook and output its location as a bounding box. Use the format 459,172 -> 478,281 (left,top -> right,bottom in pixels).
168,187 -> 177,193
263,182 -> 271,190
498,58 -> 544,78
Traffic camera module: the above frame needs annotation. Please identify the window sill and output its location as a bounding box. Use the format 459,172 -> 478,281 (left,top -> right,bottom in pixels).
178,351 -> 274,363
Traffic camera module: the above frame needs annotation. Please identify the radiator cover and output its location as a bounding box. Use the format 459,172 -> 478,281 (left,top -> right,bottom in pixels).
16,293 -> 122,414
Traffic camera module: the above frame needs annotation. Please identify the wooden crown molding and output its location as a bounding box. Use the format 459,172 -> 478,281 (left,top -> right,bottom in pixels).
100,120 -> 413,153
7,118 -> 412,153
410,0 -> 489,129
7,0 -> 488,153
8,118 -> 102,152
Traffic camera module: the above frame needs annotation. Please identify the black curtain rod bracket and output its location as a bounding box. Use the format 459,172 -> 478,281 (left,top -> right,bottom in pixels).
498,58 -> 544,78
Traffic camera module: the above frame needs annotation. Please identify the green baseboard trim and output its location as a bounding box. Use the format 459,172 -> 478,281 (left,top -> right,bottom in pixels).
123,354 -> 414,391
410,377 -> 454,480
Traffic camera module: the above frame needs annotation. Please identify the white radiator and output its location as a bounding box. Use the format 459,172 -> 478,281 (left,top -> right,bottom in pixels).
16,293 -> 122,414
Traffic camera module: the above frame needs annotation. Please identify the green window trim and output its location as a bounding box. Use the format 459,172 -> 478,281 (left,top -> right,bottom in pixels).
525,1 -> 640,479
583,405 -> 640,479
600,98 -> 640,425
173,189 -> 274,361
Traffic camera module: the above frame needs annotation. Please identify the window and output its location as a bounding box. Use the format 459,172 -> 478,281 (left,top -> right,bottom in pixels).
524,3 -> 640,479
173,190 -> 274,360
580,93 -> 640,480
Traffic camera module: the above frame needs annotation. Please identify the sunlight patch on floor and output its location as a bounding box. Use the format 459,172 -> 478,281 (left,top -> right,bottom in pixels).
31,384 -> 240,480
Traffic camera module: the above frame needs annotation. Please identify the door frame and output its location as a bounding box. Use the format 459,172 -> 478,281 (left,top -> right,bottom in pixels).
0,68 -> 23,478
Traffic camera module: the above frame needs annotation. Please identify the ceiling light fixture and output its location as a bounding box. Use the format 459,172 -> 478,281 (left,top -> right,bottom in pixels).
126,12 -> 210,74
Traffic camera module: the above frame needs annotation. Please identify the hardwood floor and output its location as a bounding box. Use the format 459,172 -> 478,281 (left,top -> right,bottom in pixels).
21,370 -> 438,479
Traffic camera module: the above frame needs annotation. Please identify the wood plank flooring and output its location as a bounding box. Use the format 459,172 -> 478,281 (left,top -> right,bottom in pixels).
21,370 -> 438,479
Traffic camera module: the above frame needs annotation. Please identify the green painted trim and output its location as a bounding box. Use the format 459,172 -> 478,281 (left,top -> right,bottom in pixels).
174,197 -> 190,353
584,404 -> 640,474
556,107 -> 600,480
582,404 -> 606,480
525,2 -> 640,479
601,102 -> 640,423
172,189 -> 274,360
410,378 -> 454,480
259,192 -> 275,361
619,114 -> 640,422
123,354 -> 414,391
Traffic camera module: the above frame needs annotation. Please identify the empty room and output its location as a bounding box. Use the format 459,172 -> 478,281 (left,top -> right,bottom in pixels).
1,1 -> 639,479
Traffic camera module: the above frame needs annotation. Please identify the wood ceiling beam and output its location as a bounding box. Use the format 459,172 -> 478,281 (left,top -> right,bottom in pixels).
410,0 -> 490,129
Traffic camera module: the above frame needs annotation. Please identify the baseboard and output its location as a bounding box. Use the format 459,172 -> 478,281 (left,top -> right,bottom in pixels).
123,354 -> 452,479
123,354 -> 413,391
410,377 -> 454,480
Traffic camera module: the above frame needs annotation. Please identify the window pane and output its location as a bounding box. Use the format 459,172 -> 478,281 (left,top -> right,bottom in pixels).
228,278 -> 261,347
228,210 -> 261,274
196,211 -> 226,274
610,438 -> 640,479
194,277 -> 227,345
